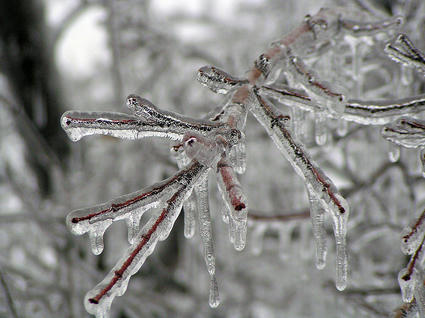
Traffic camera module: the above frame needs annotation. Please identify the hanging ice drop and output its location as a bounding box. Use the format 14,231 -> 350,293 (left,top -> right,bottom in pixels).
419,147 -> 425,177
88,224 -> 108,256
388,142 -> 401,162
398,268 -> 416,302
209,275 -> 220,308
315,112 -> 328,146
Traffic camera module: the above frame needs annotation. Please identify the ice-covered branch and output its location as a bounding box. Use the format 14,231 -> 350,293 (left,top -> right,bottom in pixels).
261,84 -> 425,125
250,88 -> 349,289
84,161 -> 207,317
385,33 -> 425,74
60,5 -> 419,317
382,117 -> 425,148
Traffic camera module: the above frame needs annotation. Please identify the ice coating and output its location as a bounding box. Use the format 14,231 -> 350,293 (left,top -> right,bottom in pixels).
197,66 -> 248,94
388,142 -> 401,163
340,15 -> 403,36
196,176 -> 216,276
125,95 -> 226,136
291,107 -> 307,141
382,117 -> 425,148
65,166 -> 194,248
307,187 -> 327,270
285,55 -> 346,116
55,6 -> 419,316
194,175 -> 220,307
385,33 -> 425,74
401,208 -> 425,255
250,223 -> 267,255
83,161 -> 207,317
277,223 -> 293,260
216,158 -> 248,251
420,148 -> 425,177
183,195 -> 197,239
254,53 -> 272,78
182,133 -> 222,168
228,132 -> 247,174
414,270 -> 425,317
261,84 -> 425,126
337,120 -> 348,137
172,146 -> 197,238
61,111 -> 182,141
217,159 -> 248,217
399,268 -> 416,303
314,112 -> 328,146
250,89 -> 349,289
209,275 -> 220,308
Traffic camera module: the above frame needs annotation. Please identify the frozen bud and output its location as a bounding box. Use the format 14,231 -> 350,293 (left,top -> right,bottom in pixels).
183,133 -> 220,167
401,226 -> 423,255
254,53 -> 272,78
197,66 -> 248,94
126,94 -> 158,119
399,268 -> 416,302
226,128 -> 242,146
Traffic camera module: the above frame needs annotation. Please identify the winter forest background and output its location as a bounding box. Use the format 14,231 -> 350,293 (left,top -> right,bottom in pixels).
1,0 -> 425,317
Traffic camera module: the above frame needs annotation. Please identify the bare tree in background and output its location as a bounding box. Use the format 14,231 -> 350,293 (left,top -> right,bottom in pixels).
1,0 -> 425,317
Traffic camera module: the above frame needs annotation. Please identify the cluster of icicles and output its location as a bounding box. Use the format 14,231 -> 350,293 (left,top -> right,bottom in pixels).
381,33 -> 425,318
60,6 -> 425,318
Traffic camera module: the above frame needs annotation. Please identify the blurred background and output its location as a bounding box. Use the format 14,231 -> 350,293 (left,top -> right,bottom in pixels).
1,0 -> 425,317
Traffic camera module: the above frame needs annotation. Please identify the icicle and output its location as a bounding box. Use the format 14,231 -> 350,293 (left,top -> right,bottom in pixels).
315,112 -> 328,146
228,133 -> 247,174
330,194 -> 349,291
401,65 -> 414,86
208,275 -> 220,308
388,142 -> 401,162
337,120 -> 348,137
89,224 -> 108,255
233,220 -> 247,251
291,107 -> 306,141
298,222 -> 312,260
220,199 -> 230,224
196,176 -> 216,276
307,187 -> 327,270
197,66 -> 248,94
382,117 -> 425,148
399,268 -> 416,303
254,53 -> 272,78
216,159 -> 248,251
335,234 -> 348,291
183,197 -> 196,238
286,55 -> 346,116
345,35 -> 362,98
171,145 -> 197,239
385,33 -> 425,74
414,270 -> 425,317
125,214 -> 140,244
251,90 -> 349,289
251,223 -> 267,255
419,148 -> 425,177
277,223 -> 293,261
